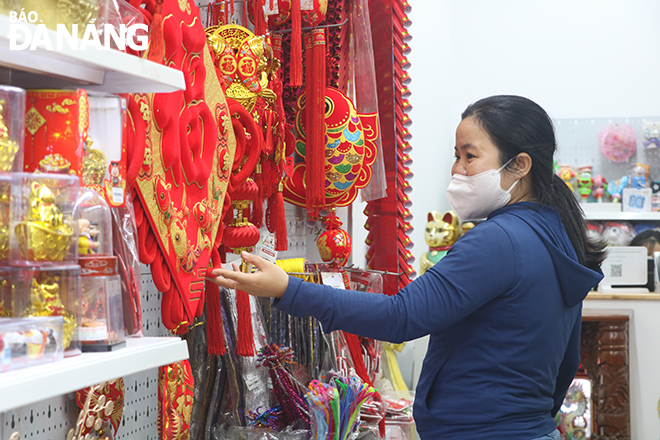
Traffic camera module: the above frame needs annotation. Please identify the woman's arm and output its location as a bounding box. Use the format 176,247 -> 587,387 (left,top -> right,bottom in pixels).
208,221 -> 516,342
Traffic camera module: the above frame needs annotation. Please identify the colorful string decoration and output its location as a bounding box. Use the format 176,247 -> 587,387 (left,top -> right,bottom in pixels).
257,344 -> 311,430
305,375 -> 376,440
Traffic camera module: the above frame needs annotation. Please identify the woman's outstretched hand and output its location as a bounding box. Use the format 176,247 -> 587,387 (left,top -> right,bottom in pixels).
206,251 -> 289,299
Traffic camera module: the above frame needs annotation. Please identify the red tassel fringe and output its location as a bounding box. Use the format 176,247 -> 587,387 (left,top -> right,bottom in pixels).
205,279 -> 226,355
147,0 -> 164,64
304,29 -> 327,217
235,289 -> 256,356
268,190 -> 288,251
290,0 -> 303,87
254,0 -> 267,36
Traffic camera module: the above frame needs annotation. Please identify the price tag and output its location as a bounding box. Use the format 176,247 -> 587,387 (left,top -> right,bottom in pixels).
112,187 -> 124,205
256,233 -> 278,263
301,0 -> 314,10
244,373 -> 262,391
321,272 -> 345,289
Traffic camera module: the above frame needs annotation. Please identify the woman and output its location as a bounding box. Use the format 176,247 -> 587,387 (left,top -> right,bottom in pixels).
208,95 -> 606,439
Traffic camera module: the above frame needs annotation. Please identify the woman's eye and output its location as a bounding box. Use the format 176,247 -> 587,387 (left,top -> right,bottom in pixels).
466,153 -> 476,160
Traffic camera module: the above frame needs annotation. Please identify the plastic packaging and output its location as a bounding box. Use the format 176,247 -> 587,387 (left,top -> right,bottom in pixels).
75,188 -> 113,256
0,85 -> 25,172
8,265 -> 82,356
111,192 -> 143,336
599,123 -> 637,163
0,316 -> 64,373
77,255 -> 125,351
0,173 -> 12,263
11,173 -> 80,264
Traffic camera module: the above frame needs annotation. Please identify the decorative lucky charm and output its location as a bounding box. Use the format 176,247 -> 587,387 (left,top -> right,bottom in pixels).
316,213 -> 352,267
22,275 -> 76,349
206,24 -> 290,251
0,99 -> 19,172
75,379 -> 125,438
283,87 -> 378,216
67,383 -> 117,440
129,0 -> 235,334
15,181 -> 73,262
158,361 -> 194,440
419,211 -> 462,276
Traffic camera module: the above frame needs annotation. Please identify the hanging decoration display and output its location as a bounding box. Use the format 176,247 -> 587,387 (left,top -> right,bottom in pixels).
316,212 -> 351,267
75,379 -> 125,438
364,0 -> 415,294
158,360 -> 195,440
128,0 -> 236,334
283,87 -> 379,216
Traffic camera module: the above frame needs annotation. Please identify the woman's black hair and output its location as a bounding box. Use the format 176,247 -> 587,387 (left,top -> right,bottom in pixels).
630,229 -> 660,255
461,95 -> 606,270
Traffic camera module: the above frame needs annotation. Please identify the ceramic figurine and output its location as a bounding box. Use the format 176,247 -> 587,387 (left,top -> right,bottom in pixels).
420,211 -> 462,275
592,175 -> 607,202
558,165 -> 576,193
631,163 -> 649,189
576,166 -> 594,201
607,176 -> 629,203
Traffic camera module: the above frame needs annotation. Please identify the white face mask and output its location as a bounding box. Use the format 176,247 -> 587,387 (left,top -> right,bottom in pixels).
446,157 -> 520,221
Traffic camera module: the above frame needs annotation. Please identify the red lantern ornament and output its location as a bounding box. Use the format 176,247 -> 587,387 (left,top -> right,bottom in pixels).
316,213 -> 351,267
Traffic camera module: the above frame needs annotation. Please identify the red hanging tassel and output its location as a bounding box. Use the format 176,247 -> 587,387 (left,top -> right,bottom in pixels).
254,0 -> 267,36
304,29 -> 327,217
267,183 -> 289,251
290,0 -> 303,87
225,0 -> 230,25
147,0 -> 165,64
205,279 -> 226,355
235,289 -> 256,356
230,0 -> 235,16
243,0 -> 248,27
264,110 -> 275,156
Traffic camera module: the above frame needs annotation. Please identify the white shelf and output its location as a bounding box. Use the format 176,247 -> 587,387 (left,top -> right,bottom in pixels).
0,15 -> 185,93
581,204 -> 660,221
0,336 -> 189,413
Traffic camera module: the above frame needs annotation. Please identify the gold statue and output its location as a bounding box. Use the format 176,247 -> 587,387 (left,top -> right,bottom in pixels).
15,181 -> 74,261
22,275 -> 76,349
0,99 -> 19,172
419,211 -> 473,275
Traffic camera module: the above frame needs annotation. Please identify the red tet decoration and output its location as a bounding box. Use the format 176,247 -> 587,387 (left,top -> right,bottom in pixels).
283,87 -> 378,215
316,213 -> 351,267
128,0 -> 235,334
158,361 -> 194,440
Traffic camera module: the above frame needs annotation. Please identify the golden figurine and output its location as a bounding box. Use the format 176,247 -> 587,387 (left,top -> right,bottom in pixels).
420,211 -> 464,276
0,99 -> 19,172
82,136 -> 107,189
15,181 -> 74,261
0,180 -> 10,260
205,25 -> 278,112
22,275 -> 76,349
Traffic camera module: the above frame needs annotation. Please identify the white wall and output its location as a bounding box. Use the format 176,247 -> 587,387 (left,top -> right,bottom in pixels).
398,0 -> 660,436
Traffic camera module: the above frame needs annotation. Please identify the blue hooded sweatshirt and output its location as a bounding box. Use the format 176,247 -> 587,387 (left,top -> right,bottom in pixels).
274,202 -> 603,439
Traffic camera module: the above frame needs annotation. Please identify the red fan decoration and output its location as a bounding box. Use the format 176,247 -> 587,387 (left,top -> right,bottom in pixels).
128,0 -> 235,334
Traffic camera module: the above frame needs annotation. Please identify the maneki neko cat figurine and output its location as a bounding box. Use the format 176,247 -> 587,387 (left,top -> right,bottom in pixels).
420,211 -> 464,275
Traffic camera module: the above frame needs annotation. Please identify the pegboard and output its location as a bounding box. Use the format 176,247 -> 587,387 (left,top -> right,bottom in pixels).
1,203 -> 312,440
554,116 -> 660,183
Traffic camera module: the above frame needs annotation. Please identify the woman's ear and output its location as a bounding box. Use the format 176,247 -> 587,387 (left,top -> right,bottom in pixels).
512,153 -> 532,178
